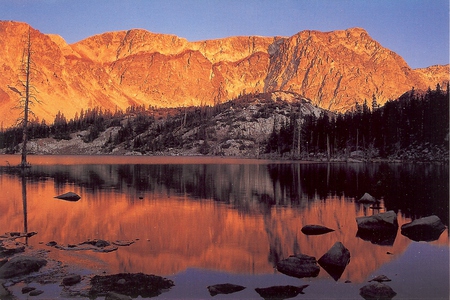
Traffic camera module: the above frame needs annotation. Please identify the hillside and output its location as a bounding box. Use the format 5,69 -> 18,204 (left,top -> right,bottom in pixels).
0,21 -> 448,128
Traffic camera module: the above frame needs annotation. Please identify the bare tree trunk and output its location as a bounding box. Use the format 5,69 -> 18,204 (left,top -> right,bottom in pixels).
21,29 -> 32,168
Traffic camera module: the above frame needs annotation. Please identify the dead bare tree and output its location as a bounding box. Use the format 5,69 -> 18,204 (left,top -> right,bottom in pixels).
12,27 -> 40,168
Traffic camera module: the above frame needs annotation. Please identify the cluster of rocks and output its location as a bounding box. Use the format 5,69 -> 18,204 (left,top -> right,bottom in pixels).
356,193 -> 446,243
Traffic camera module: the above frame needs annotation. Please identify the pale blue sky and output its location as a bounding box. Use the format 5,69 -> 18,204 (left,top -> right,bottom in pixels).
1,0 -> 448,69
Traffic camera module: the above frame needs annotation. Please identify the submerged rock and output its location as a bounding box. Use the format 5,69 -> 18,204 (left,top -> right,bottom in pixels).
89,273 -> 174,298
54,192 -> 81,201
369,275 -> 392,282
255,285 -> 308,299
276,254 -> 320,278
0,256 -> 47,279
358,193 -> 377,203
207,283 -> 246,296
356,211 -> 398,245
359,282 -> 397,300
105,291 -> 132,300
301,225 -> 335,235
401,215 -> 446,242
318,242 -> 350,281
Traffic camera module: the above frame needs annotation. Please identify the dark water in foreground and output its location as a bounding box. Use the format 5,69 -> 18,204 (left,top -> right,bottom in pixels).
0,155 -> 448,299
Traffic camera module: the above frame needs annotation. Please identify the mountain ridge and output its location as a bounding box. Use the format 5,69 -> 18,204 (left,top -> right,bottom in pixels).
0,20 -> 448,128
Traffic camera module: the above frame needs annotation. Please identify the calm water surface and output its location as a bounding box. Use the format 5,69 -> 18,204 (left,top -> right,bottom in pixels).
0,155 -> 448,299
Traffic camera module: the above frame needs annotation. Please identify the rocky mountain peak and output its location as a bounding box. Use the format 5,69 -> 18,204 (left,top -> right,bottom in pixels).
0,21 -> 448,128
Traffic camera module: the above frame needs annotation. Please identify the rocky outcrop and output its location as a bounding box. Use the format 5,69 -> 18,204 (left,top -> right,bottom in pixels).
0,21 -> 448,128
276,254 -> 320,278
401,215 -> 446,242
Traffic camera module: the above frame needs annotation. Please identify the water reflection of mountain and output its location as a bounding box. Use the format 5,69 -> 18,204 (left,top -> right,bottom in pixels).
0,158 -> 448,284
7,161 -> 448,224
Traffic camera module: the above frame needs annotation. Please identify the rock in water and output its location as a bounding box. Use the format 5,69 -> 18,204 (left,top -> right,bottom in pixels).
358,193 -> 377,203
301,225 -> 335,235
356,211 -> 398,245
255,285 -> 308,299
54,192 -> 81,201
318,242 -> 351,281
359,282 -> 397,300
62,274 -> 82,286
276,254 -> 320,278
105,291 -> 132,300
369,275 -> 392,282
207,283 -> 246,296
89,273 -> 174,298
401,215 -> 446,242
0,256 -> 47,279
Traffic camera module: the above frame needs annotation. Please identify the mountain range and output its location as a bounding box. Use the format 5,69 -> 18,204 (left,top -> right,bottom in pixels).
0,20 -> 448,128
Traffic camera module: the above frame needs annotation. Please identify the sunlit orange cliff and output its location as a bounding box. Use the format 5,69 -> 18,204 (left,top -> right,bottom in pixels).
0,21 -> 448,128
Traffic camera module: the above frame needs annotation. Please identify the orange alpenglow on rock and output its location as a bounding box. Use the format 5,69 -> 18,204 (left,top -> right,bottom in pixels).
0,21 -> 448,128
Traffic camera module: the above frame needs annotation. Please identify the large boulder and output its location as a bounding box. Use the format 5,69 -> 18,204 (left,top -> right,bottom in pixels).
401,215 -> 446,242
301,225 -> 334,235
255,285 -> 308,299
318,242 -> 350,281
0,256 -> 47,279
356,211 -> 398,245
276,254 -> 320,278
207,283 -> 246,296
359,282 -> 397,300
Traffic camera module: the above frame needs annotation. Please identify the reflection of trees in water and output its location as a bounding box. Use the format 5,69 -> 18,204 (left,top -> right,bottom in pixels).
2,162 -> 448,224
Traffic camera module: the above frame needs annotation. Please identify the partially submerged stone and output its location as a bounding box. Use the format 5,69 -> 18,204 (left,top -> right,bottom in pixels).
54,192 -> 81,201
89,273 -> 174,298
318,242 -> 350,281
255,285 -> 308,299
369,275 -> 392,282
0,256 -> 47,279
356,211 -> 398,245
207,283 -> 246,296
358,193 -> 377,203
359,282 -> 397,300
301,225 -> 334,235
105,291 -> 132,300
401,215 -> 446,242
276,254 -> 320,278
62,274 -> 82,286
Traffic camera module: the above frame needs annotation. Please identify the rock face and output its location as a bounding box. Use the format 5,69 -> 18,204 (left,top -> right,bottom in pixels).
0,256 -> 47,279
301,225 -> 334,235
0,21 -> 448,127
401,215 -> 446,242
359,282 -> 397,300
276,254 -> 320,278
318,242 -> 351,281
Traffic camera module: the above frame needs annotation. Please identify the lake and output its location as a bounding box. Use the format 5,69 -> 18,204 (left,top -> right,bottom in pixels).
0,155 -> 448,299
